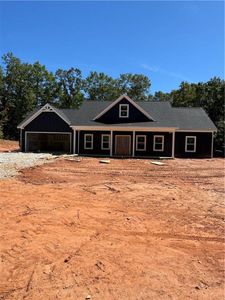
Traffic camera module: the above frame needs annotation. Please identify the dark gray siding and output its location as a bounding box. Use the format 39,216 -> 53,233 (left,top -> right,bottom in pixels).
175,132 -> 212,158
96,98 -> 151,124
134,131 -> 173,157
77,130 -> 173,157
22,112 -> 73,153
24,112 -> 71,132
78,130 -> 111,155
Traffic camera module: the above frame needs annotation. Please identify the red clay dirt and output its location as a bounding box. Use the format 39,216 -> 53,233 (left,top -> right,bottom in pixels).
0,155 -> 224,299
0,140 -> 19,152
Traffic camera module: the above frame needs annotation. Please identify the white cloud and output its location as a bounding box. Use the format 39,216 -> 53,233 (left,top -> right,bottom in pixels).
141,63 -> 190,81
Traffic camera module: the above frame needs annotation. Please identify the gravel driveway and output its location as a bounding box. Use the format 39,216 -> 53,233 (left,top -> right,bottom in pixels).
0,152 -> 56,179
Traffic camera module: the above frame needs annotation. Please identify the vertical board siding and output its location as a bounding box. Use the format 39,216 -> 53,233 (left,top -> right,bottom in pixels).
96,98 -> 151,123
23,112 -> 73,153
134,131 -> 173,157
79,130 -> 111,155
175,132 -> 212,158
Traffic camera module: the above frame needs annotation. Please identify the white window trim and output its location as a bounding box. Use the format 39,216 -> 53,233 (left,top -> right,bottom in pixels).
84,134 -> 93,150
153,135 -> 164,152
185,136 -> 196,153
136,135 -> 146,151
119,104 -> 129,118
101,134 -> 111,150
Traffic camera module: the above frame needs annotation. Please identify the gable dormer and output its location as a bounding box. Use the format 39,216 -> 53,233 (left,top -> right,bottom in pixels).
93,95 -> 154,124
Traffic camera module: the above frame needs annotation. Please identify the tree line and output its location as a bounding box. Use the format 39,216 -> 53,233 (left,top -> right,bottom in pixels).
0,53 -> 224,152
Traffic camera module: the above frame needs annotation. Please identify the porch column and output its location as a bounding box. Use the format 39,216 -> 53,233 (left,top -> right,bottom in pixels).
172,131 -> 175,158
132,131 -> 135,157
110,130 -> 113,157
78,130 -> 80,155
73,130 -> 76,154
20,129 -> 22,151
211,131 -> 214,158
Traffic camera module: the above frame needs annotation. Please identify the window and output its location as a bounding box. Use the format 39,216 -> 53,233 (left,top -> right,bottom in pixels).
136,135 -> 146,151
119,104 -> 129,118
101,134 -> 110,150
84,134 -> 93,149
153,135 -> 164,151
185,136 -> 196,152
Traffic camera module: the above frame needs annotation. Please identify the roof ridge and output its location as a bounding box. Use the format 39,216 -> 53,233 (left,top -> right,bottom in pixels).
173,107 -> 203,109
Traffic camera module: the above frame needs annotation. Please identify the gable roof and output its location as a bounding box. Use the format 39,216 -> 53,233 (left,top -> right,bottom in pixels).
60,100 -> 178,128
17,103 -> 71,129
93,95 -> 154,121
17,98 -> 217,132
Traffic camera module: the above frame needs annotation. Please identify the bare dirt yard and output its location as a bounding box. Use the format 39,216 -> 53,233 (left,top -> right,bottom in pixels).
0,149 -> 224,299
0,140 -> 19,153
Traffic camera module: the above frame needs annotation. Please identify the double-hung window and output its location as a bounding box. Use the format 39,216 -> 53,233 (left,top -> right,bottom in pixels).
136,135 -> 146,151
153,135 -> 164,151
185,136 -> 196,152
84,134 -> 93,149
101,134 -> 110,150
119,104 -> 129,118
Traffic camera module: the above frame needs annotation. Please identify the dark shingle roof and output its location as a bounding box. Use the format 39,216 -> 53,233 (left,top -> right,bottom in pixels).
18,100 -> 217,131
173,107 -> 217,131
61,101 -> 178,128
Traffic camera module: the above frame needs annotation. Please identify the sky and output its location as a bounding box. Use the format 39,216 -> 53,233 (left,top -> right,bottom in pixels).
0,1 -> 224,93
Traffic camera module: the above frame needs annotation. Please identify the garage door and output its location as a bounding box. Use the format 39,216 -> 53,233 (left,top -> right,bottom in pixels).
26,132 -> 71,153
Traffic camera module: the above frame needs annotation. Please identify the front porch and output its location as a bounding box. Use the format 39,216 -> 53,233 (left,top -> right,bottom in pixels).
73,129 -> 175,158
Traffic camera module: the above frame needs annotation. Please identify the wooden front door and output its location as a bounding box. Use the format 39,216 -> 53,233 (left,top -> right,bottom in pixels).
115,135 -> 131,156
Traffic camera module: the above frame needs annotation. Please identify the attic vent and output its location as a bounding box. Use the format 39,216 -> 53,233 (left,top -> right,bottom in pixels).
42,104 -> 53,112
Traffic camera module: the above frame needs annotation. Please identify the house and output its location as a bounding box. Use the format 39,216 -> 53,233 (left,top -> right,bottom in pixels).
17,95 -> 217,158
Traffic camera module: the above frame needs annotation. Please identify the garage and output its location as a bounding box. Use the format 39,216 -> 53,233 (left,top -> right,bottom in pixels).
25,132 -> 71,153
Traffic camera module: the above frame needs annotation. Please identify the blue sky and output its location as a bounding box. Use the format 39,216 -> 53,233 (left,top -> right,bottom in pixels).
0,1 -> 224,93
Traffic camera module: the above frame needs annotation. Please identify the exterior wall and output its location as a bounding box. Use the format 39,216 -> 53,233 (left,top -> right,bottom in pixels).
78,130 -> 111,156
96,98 -> 151,123
134,131 -> 173,157
22,112 -> 73,153
76,130 -> 173,157
175,132 -> 212,158
24,112 -> 71,132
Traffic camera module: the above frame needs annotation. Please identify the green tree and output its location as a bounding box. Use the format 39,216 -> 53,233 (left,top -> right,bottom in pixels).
153,91 -> 171,101
0,66 -> 5,138
31,62 -> 58,106
84,72 -> 119,101
55,68 -> 84,108
1,53 -> 36,139
117,73 -> 151,101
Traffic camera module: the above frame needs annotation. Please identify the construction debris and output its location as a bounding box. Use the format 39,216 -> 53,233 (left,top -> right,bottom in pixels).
151,161 -> 165,166
99,159 -> 110,164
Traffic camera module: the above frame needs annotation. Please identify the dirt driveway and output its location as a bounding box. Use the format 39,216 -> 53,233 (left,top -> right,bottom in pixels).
0,157 -> 224,300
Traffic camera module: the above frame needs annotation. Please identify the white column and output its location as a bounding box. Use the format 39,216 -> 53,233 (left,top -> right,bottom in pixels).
25,132 -> 27,152
78,131 -> 80,154
172,131 -> 175,158
20,129 -> 22,151
110,130 -> 113,157
132,131 -> 135,157
211,131 -> 214,158
73,130 -> 76,154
